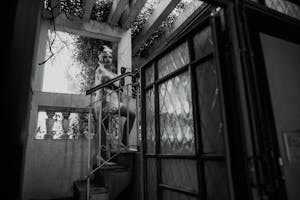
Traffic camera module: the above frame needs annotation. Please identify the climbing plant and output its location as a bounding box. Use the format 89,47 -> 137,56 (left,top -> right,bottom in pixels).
42,0 -> 196,91
73,36 -> 112,93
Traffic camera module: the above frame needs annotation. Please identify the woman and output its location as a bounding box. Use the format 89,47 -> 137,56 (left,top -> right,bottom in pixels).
93,46 -> 135,164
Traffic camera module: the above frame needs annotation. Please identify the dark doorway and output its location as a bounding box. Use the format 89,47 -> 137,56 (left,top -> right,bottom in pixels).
245,5 -> 300,200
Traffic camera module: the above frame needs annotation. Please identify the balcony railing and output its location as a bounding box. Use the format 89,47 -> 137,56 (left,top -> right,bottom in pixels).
36,107 -> 90,140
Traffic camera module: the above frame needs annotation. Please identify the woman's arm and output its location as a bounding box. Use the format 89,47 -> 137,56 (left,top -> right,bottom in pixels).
97,64 -> 120,87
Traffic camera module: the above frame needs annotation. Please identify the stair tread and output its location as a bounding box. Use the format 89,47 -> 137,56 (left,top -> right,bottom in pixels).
74,181 -> 107,194
110,149 -> 138,154
100,163 -> 127,171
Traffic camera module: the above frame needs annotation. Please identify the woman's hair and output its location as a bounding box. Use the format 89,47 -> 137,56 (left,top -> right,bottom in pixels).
97,45 -> 117,73
98,45 -> 112,63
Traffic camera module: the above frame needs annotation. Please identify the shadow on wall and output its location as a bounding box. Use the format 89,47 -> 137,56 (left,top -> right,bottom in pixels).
22,139 -> 89,200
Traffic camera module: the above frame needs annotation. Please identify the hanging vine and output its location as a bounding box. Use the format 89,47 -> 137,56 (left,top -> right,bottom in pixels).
40,0 -> 196,91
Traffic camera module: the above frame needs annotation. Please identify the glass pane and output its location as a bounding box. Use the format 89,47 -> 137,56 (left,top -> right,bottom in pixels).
161,159 -> 198,193
193,26 -> 213,60
196,60 -> 225,154
205,161 -> 229,200
146,158 -> 157,200
265,0 -> 300,20
162,189 -> 198,200
159,72 -> 195,154
146,89 -> 155,153
145,64 -> 154,86
158,42 -> 190,78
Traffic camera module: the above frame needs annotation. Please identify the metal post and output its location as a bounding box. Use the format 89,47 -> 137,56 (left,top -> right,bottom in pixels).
118,90 -> 121,150
126,84 -> 130,148
98,89 -> 103,166
107,94 -> 112,159
135,83 -> 140,150
87,95 -> 93,200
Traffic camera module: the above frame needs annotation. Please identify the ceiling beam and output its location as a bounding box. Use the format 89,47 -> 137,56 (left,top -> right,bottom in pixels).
132,0 -> 181,55
107,0 -> 129,25
83,0 -> 97,22
165,0 -> 204,37
54,14 -> 125,42
133,2 -> 207,67
120,0 -> 147,29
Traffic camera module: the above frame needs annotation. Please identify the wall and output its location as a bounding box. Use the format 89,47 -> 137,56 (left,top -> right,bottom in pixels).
22,92 -> 91,200
23,139 -> 89,199
126,153 -> 142,200
260,33 -> 300,200
5,0 -> 43,199
118,29 -> 132,74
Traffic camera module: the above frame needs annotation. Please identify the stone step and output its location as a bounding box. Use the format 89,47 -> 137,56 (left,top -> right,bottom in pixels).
74,180 -> 108,200
100,163 -> 127,172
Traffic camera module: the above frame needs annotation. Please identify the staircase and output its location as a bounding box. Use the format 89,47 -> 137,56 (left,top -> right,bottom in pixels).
74,70 -> 140,200
74,152 -> 135,200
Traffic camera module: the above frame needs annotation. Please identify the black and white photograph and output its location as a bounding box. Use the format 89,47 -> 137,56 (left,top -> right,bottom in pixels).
4,0 -> 300,200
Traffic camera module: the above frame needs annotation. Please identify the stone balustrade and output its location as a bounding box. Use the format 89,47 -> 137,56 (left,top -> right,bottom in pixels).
37,107 -> 90,140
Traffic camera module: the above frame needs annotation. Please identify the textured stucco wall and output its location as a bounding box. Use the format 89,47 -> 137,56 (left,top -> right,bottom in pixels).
22,92 -> 91,200
22,139 -> 89,199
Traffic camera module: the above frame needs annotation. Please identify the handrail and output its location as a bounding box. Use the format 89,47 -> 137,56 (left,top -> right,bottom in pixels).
86,83 -> 135,107
85,71 -> 136,95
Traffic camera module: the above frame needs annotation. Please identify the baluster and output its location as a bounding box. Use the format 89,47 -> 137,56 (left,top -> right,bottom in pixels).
78,113 -> 86,139
44,111 -> 55,139
107,93 -> 112,159
60,111 -> 70,139
126,84 -> 130,149
107,113 -> 112,159
87,95 -> 93,200
118,90 -> 121,151
135,83 -> 140,150
98,88 -> 103,166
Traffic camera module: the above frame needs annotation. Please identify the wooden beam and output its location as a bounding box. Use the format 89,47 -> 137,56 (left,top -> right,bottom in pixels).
132,0 -> 181,55
120,0 -> 147,29
83,0 -> 97,22
107,0 -> 129,25
133,2 -> 208,67
165,0 -> 204,37
54,14 -> 125,42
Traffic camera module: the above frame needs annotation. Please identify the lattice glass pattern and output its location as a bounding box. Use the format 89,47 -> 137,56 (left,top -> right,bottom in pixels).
265,0 -> 300,20
145,64 -> 154,86
158,42 -> 190,78
162,189 -> 198,200
196,60 -> 225,154
161,159 -> 198,192
205,161 -> 229,200
159,72 -> 195,154
193,26 -> 213,60
146,158 -> 157,200
146,89 -> 155,153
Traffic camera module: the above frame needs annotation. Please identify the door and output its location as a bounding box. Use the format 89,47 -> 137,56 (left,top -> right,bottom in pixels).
260,33 -> 300,200
140,10 -> 232,200
245,6 -> 300,200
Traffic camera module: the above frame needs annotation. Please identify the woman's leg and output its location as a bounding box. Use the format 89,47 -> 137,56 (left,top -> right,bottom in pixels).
119,104 -> 135,146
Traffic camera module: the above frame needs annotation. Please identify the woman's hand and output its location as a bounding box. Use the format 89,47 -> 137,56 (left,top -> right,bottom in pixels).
97,64 -> 117,80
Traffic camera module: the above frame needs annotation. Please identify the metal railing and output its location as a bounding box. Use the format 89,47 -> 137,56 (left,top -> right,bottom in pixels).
85,70 -> 140,200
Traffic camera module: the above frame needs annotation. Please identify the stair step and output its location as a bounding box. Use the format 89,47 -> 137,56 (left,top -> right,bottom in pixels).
75,181 -> 107,193
74,180 -> 108,200
90,193 -> 108,200
100,164 -> 127,171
